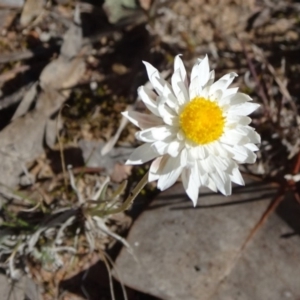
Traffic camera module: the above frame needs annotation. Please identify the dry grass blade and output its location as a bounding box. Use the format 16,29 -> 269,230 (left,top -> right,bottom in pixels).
251,44 -> 297,113
101,106 -> 132,156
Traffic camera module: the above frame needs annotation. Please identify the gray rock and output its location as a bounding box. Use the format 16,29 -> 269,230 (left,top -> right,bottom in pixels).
115,181 -> 300,300
0,273 -> 24,300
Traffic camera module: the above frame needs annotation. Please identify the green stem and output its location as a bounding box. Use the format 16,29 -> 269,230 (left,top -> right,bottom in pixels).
104,171 -> 149,216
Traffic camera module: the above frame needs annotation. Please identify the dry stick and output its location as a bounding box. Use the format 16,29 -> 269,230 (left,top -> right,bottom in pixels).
57,105 -> 68,188
240,39 -> 270,113
239,188 -> 285,254
239,150 -> 300,252
290,152 -> 300,204
293,151 -> 300,175
252,45 -> 299,127
258,48 -> 297,113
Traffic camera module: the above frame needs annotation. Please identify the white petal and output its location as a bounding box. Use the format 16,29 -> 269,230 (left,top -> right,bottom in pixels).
222,87 -> 239,98
226,115 -> 252,126
149,156 -> 164,182
204,143 -> 219,156
248,130 -> 261,144
211,155 -> 230,171
210,171 -> 231,196
126,143 -> 158,165
174,55 -> 188,87
189,75 -> 200,99
230,168 -> 245,185
122,111 -> 162,130
138,86 -> 160,116
222,144 -> 245,162
150,156 -> 164,173
220,92 -> 252,107
199,85 -> 210,98
225,159 -> 236,174
157,97 -> 180,126
171,70 -> 189,105
209,72 -> 238,96
206,70 -> 215,87
136,125 -> 175,142
151,140 -> 169,155
233,126 -> 260,144
205,176 -> 218,193
192,145 -> 208,159
221,72 -> 238,86
143,61 -> 165,95
235,126 -> 260,143
177,129 -> 185,141
198,157 -> 216,173
148,172 -> 160,182
229,145 -> 257,163
228,102 -> 260,116
162,83 -> 180,113
189,63 -> 201,99
198,55 -> 210,87
157,156 -> 183,191
180,148 -> 188,167
220,130 -> 250,145
167,140 -> 183,157
216,169 -> 232,195
181,167 -> 200,206
244,143 -> 259,151
186,147 -> 198,167
199,173 -> 209,186
212,89 -> 223,101
210,141 -> 232,158
191,61 -> 199,81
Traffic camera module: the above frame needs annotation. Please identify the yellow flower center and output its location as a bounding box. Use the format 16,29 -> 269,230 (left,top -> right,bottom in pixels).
179,97 -> 225,145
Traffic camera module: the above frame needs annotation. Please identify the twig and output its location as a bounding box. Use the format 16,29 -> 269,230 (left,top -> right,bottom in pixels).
239,39 -> 270,111
252,44 -> 298,116
239,188 -> 285,253
57,105 -> 68,188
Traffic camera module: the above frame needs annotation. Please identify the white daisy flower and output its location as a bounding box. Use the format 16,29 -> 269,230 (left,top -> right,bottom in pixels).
123,55 -> 260,206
